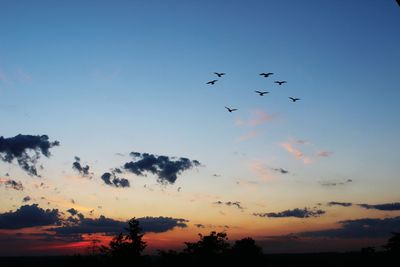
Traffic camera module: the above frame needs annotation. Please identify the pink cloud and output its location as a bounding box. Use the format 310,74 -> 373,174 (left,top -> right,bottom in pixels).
235,109 -> 275,127
281,142 -> 312,164
238,130 -> 259,141
249,160 -> 275,181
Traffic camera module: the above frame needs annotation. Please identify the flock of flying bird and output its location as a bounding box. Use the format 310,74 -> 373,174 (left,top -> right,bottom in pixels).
206,72 -> 300,113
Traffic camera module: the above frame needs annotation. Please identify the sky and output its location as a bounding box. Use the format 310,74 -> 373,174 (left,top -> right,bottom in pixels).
1,0 -> 400,256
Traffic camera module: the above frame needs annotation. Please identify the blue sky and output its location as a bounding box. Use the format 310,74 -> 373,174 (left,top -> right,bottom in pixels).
0,0 -> 400,255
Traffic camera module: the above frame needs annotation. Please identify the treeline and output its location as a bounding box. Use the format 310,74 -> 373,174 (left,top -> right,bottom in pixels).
74,218 -> 399,267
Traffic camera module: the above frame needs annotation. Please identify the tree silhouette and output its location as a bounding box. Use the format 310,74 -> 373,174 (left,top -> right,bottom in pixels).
384,232 -> 400,254
102,217 -> 147,260
184,231 -> 230,257
230,237 -> 263,262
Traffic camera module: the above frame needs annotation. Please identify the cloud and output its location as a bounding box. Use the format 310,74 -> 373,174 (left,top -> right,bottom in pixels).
249,161 -> 274,181
213,201 -> 244,210
358,202 -> 400,211
0,178 -> 23,191
281,139 -> 332,164
254,207 -> 326,218
100,172 -> 130,188
193,223 -> 229,229
238,130 -> 260,141
327,201 -> 353,207
137,217 -> 188,233
50,214 -> 188,235
0,134 -> 59,176
270,168 -> 289,174
22,196 -> 31,202
66,208 -> 78,216
0,204 -> 61,229
320,179 -> 353,187
123,152 -> 200,184
317,151 -> 334,158
281,142 -> 311,164
298,217 -> 400,239
72,156 -> 91,177
235,109 -> 275,127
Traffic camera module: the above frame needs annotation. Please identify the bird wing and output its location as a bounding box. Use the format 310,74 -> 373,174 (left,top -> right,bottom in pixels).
255,90 -> 261,94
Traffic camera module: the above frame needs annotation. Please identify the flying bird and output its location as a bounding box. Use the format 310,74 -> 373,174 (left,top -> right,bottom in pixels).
259,72 -> 273,77
289,97 -> 300,102
214,72 -> 225,77
255,90 -> 269,96
207,80 -> 218,85
225,106 -> 238,113
275,81 -> 287,85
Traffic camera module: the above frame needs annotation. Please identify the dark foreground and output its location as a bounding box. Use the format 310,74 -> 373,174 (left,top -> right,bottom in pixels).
0,252 -> 396,267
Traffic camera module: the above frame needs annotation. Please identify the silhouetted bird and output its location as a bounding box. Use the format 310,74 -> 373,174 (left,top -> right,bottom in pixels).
214,72 -> 225,77
289,97 -> 300,102
225,106 -> 238,113
255,90 -> 269,96
259,72 -> 273,77
207,80 -> 218,85
275,81 -> 287,85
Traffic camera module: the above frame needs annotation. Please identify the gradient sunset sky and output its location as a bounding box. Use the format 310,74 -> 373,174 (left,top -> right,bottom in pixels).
1,0 -> 400,256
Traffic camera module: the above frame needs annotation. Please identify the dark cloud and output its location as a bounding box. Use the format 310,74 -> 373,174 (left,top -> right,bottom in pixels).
0,204 -> 61,229
72,156 -> 91,177
138,217 -> 188,233
50,214 -> 188,235
254,208 -> 325,218
271,168 -> 289,174
0,134 -> 59,176
22,196 -> 31,202
358,202 -> 400,211
0,178 -> 23,191
101,172 -> 130,188
213,201 -> 244,210
298,216 -> 400,238
66,208 -> 78,216
193,223 -> 229,229
327,201 -> 353,207
320,179 -> 353,187
123,152 -> 200,184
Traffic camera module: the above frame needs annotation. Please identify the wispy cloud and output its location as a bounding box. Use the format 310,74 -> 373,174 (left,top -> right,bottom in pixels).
281,142 -> 312,164
238,130 -> 259,141
358,202 -> 400,211
254,207 -> 326,218
281,139 -> 332,164
317,151 -> 334,158
235,109 -> 275,127
249,160 -> 275,181
0,178 -> 24,191
327,201 -> 353,207
213,201 -> 245,210
319,179 -> 352,187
